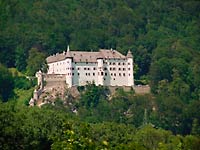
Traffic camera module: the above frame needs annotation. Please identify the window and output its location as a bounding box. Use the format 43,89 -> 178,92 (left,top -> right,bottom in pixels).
123,62 -> 125,65
128,68 -> 130,70
88,73 -> 90,76
86,73 -> 87,76
105,72 -> 107,76
129,73 -> 130,76
72,73 -> 74,76
104,67 -> 107,70
84,68 -> 86,70
113,67 -> 116,71
128,63 -> 130,65
88,68 -> 90,70
111,73 -> 113,76
123,68 -> 126,71
77,67 -> 80,70
72,67 -> 74,70
119,68 -> 121,71
123,73 -> 125,76
114,73 -> 116,76
93,73 -> 95,76
109,62 -> 112,65
114,78 -> 115,80
78,73 -> 80,76
110,68 -> 112,71
119,73 -> 121,76
93,67 -> 96,70
118,62 -> 121,65
101,72 -> 103,76
113,62 -> 115,65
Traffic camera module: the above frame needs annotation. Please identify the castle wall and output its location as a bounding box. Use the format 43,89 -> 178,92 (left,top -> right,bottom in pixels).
103,58 -> 129,86
72,62 -> 98,86
47,59 -> 69,74
46,49 -> 134,87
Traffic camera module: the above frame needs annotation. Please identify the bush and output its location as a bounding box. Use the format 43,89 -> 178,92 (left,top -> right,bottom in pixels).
14,77 -> 35,90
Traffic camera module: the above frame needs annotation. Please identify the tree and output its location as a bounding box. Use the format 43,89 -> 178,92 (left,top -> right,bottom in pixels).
0,64 -> 14,102
79,83 -> 109,108
26,47 -> 46,76
150,57 -> 173,93
15,46 -> 27,72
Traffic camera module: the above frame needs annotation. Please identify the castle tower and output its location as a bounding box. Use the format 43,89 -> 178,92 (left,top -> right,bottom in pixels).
65,46 -> 73,87
97,57 -> 104,86
127,50 -> 134,86
36,70 -> 44,89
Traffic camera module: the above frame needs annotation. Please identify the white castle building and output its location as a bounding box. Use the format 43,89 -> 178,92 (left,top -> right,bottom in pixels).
46,46 -> 134,87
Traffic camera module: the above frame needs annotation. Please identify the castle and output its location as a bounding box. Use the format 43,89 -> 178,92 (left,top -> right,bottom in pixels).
46,46 -> 134,87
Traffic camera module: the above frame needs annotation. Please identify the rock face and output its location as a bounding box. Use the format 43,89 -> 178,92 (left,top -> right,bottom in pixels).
34,74 -> 81,106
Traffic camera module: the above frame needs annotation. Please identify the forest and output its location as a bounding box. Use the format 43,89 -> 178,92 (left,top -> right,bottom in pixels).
0,0 -> 200,149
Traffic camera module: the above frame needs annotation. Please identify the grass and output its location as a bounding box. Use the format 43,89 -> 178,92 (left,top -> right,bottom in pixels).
9,68 -> 25,77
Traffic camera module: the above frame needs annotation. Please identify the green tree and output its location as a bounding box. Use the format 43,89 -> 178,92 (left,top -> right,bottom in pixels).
79,83 -> 109,108
15,46 -> 27,72
26,47 -> 46,76
0,64 -> 14,102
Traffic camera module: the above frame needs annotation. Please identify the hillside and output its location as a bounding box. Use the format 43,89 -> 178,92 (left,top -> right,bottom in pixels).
0,0 -> 200,149
0,0 -> 199,75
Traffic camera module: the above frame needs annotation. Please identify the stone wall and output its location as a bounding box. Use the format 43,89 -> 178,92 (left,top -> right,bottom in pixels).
134,85 -> 150,94
44,74 -> 66,82
108,85 -> 150,95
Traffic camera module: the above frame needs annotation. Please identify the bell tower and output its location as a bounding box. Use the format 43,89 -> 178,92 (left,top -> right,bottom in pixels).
65,45 -> 73,87
127,50 -> 134,86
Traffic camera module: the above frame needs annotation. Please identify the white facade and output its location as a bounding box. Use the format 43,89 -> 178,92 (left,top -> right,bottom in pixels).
47,48 -> 134,88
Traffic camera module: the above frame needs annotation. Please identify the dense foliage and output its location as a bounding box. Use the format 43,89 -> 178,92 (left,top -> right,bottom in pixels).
72,85 -> 199,135
0,0 -> 199,77
0,64 -> 14,101
0,0 -> 200,149
0,102 -> 200,150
